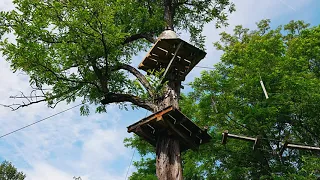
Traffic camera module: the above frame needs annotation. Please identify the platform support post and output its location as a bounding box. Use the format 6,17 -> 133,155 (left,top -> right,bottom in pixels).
155,80 -> 183,180
156,132 -> 182,180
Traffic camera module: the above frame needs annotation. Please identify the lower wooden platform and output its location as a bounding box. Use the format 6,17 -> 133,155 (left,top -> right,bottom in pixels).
127,106 -> 212,152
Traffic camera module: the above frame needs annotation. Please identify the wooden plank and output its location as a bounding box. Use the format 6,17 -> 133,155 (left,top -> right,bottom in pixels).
148,54 -> 170,64
135,126 -> 156,145
227,133 -> 256,142
143,58 -> 158,66
287,143 -> 320,151
154,46 -> 169,57
163,42 -> 184,80
139,39 -> 161,70
138,37 -> 206,78
171,109 -> 211,141
165,118 -> 198,150
127,106 -> 173,132
128,106 -> 212,152
166,112 -> 210,146
157,39 -> 176,52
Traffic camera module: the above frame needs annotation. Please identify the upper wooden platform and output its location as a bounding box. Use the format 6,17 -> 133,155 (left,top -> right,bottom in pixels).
127,106 -> 212,152
138,38 -> 206,81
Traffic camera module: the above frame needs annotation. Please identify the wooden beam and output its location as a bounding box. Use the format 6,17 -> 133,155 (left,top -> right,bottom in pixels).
221,131 -> 320,156
165,118 -> 198,150
163,42 -> 183,80
279,141 -> 288,157
253,136 -> 261,151
127,106 -> 173,132
226,133 -> 256,142
222,130 -> 228,145
135,126 -> 156,146
287,143 -> 320,151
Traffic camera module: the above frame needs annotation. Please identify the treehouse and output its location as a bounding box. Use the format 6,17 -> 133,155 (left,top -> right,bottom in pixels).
127,30 -> 211,152
138,30 -> 206,81
127,106 -> 212,152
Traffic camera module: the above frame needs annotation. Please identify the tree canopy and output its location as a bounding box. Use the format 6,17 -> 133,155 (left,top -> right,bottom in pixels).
0,161 -> 26,180
126,20 -> 320,179
0,0 -> 235,114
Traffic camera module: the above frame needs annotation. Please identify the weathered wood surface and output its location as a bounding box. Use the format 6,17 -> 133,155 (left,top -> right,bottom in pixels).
156,134 -> 182,180
127,106 -> 212,152
138,38 -> 206,81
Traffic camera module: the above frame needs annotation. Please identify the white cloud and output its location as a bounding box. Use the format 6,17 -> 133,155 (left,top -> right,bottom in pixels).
25,162 -> 73,180
82,129 -> 127,163
0,0 -> 14,11
0,57 -> 138,179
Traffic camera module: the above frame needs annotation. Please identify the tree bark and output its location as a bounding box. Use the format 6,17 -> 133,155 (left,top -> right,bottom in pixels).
164,0 -> 174,31
155,80 -> 183,180
155,1 -> 183,179
156,132 -> 182,180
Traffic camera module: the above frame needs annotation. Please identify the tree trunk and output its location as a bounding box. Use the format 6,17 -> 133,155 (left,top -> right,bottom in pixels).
164,0 -> 174,31
154,1 -> 182,179
155,81 -> 183,180
156,132 -> 182,180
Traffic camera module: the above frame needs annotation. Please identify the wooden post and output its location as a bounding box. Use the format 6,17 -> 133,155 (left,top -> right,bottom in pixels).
155,80 -> 183,180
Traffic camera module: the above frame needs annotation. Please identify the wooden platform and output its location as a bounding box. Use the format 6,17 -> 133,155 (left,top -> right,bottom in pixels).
138,38 -> 206,81
127,106 -> 212,152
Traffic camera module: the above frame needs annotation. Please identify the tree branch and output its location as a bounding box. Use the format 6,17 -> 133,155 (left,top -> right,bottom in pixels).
37,62 -> 101,91
0,99 -> 47,111
123,33 -> 156,44
111,64 -> 155,97
101,93 -> 156,112
88,58 -> 108,93
1,84 -> 82,111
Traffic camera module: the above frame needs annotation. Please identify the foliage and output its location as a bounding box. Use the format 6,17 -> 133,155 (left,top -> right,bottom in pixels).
0,161 -> 26,180
0,0 -> 235,113
129,158 -> 157,180
124,134 -> 155,156
127,20 -> 320,179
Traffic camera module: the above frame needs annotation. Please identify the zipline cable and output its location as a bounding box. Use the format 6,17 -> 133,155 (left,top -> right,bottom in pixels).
125,148 -> 136,180
0,103 -> 83,139
124,110 -> 149,180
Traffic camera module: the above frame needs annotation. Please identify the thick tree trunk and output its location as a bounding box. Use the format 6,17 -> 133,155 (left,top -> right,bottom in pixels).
155,1 -> 182,179
156,133 -> 183,180
154,81 -> 180,112
155,81 -> 183,180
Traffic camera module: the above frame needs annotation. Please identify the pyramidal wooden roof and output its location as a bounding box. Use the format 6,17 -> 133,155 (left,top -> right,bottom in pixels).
138,31 -> 206,81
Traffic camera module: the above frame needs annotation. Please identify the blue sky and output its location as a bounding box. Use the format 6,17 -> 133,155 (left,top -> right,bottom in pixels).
0,0 -> 319,180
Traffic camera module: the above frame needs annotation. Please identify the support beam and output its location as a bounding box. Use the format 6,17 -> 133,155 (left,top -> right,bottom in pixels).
286,143 -> 320,151
222,130 -> 228,144
279,141 -> 289,157
166,119 -> 198,150
221,132 -> 256,142
253,136 -> 261,151
163,42 -> 183,80
222,131 -> 320,156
